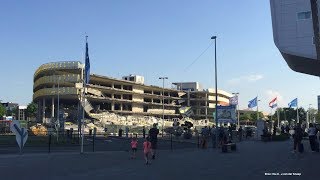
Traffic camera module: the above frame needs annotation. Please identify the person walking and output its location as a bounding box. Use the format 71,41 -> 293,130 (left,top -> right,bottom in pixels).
149,124 -> 159,159
293,123 -> 303,153
142,126 -> 146,139
201,126 -> 209,149
228,126 -> 233,141
210,125 -> 217,148
143,137 -> 152,165
118,128 -> 123,137
130,137 -> 138,159
307,123 -> 317,152
125,126 -> 129,138
238,126 -> 243,142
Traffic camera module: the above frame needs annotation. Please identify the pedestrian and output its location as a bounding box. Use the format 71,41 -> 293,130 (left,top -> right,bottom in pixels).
149,124 -> 159,159
285,125 -> 290,134
228,126 -> 233,141
293,123 -> 303,153
307,123 -> 317,152
210,125 -> 217,148
118,128 -> 123,137
130,137 -> 138,159
238,126 -> 243,141
125,126 -> 129,138
201,126 -> 209,149
218,127 -> 225,147
281,125 -> 285,134
143,137 -> 152,165
142,126 -> 146,139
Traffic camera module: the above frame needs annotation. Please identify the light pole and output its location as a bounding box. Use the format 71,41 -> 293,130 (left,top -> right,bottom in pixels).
232,92 -> 240,128
211,36 -> 218,127
308,104 -> 312,128
159,77 -> 168,137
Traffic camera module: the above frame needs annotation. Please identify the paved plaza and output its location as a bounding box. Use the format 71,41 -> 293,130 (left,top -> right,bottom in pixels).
0,139 -> 319,180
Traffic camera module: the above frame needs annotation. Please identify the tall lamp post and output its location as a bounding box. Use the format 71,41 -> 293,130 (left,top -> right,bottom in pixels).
232,92 -> 240,128
308,104 -> 312,128
211,36 -> 217,127
159,77 -> 168,137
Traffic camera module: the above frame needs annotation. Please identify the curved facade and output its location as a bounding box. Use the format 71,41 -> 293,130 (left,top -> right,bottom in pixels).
270,0 -> 320,76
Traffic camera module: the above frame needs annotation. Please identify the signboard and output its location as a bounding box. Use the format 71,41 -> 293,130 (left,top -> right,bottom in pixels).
10,120 -> 28,153
179,106 -> 194,117
216,105 -> 236,124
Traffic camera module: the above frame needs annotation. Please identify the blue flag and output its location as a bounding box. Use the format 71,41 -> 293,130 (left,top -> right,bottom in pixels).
288,98 -> 298,108
248,97 -> 258,108
85,39 -> 90,84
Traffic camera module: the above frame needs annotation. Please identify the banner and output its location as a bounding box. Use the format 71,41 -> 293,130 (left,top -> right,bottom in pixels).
229,96 -> 238,105
215,105 -> 236,124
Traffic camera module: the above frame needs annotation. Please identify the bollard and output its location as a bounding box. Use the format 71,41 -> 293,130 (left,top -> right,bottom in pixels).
170,133 -> 173,151
93,127 -> 97,152
48,134 -> 51,153
197,134 -> 200,149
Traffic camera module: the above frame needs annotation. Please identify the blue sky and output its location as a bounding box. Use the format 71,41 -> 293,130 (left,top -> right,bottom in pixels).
0,0 -> 319,113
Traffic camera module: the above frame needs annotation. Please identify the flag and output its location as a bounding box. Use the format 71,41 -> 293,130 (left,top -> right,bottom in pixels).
248,97 -> 258,108
85,38 -> 90,85
269,97 -> 277,108
229,96 -> 238,105
288,98 -> 298,108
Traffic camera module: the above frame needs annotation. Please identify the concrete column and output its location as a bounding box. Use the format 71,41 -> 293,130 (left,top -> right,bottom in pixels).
42,98 -> 46,123
37,100 -> 41,122
121,85 -> 123,90
51,97 -> 55,118
205,93 -> 208,119
120,103 -> 123,111
111,102 -> 115,111
187,90 -> 190,106
112,83 -> 114,89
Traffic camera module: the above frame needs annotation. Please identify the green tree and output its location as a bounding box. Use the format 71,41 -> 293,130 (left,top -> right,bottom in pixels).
0,104 -> 5,117
26,102 -> 37,118
250,112 -> 264,121
240,113 -> 251,121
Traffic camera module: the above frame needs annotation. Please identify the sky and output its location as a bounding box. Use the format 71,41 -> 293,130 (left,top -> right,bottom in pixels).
0,0 -> 319,113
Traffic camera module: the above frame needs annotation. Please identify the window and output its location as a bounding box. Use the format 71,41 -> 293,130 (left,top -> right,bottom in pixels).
297,11 -> 311,20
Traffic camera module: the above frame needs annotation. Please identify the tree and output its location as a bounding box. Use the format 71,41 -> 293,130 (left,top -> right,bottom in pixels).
240,113 -> 251,121
0,104 -> 5,117
250,112 -> 264,121
27,102 -> 38,118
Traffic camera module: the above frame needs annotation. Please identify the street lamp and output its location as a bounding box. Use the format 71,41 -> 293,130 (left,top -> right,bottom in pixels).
232,92 -> 240,128
211,36 -> 217,127
307,104 -> 312,128
159,77 -> 168,137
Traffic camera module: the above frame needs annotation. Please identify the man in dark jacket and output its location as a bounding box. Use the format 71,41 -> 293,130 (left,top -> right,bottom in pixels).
293,123 -> 303,153
149,124 -> 159,159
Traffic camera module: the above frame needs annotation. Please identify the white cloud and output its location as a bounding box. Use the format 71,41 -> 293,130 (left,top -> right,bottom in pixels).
227,74 -> 264,85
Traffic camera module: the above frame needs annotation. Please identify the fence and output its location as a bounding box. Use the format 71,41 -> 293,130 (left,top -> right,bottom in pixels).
0,128 -> 255,155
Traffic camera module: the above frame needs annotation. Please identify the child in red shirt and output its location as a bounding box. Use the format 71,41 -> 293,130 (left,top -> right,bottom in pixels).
131,137 -> 138,159
143,137 -> 152,165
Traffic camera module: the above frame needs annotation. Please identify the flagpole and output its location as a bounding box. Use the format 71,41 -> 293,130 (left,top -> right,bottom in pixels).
296,107 -> 299,123
81,36 -> 88,154
257,97 -> 259,121
277,108 -> 280,128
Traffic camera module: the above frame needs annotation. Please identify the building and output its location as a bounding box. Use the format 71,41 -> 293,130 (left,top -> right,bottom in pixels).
33,61 -> 232,123
173,82 -> 232,120
1,102 -> 18,111
18,106 -> 27,120
270,0 -> 320,76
